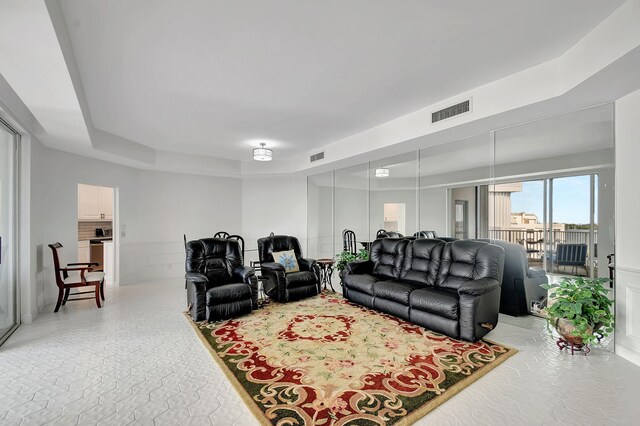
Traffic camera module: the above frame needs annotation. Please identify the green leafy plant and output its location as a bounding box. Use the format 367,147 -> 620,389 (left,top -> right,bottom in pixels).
541,277 -> 614,345
335,248 -> 369,272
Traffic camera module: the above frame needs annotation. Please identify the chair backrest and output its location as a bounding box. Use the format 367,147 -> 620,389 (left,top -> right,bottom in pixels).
556,243 -> 587,266
214,231 -> 230,238
227,234 -> 245,262
376,229 -> 387,237
478,239 -> 528,282
257,235 -> 303,263
48,242 -> 66,287
185,238 -> 242,285
414,230 -> 437,239
342,229 -> 357,255
436,240 -> 505,291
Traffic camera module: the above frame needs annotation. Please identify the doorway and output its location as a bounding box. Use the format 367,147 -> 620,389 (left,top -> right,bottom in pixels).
77,184 -> 117,287
0,118 -> 19,346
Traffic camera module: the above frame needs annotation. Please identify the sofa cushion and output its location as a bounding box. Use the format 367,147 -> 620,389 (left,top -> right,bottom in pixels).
286,271 -> 316,288
207,283 -> 251,305
343,273 -> 379,295
401,239 -> 445,286
410,288 -> 459,320
374,280 -> 423,304
437,240 -> 504,291
370,238 -> 409,280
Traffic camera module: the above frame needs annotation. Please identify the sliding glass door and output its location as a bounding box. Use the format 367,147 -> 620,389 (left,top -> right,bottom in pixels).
0,119 -> 18,345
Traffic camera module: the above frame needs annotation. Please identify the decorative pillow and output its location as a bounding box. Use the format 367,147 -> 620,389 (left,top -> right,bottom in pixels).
272,250 -> 300,273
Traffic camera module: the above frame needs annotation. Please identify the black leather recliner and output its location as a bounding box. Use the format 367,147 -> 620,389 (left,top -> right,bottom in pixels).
343,238 -> 504,342
257,235 -> 320,302
478,239 -> 548,316
185,238 -> 258,322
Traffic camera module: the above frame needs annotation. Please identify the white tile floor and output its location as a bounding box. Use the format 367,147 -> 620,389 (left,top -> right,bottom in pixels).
1,279 -> 638,425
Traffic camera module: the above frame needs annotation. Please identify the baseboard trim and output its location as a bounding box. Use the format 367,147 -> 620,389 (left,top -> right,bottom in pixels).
616,343 -> 640,367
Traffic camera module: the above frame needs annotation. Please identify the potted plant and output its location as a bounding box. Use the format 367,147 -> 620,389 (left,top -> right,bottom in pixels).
542,277 -> 614,348
335,248 -> 369,273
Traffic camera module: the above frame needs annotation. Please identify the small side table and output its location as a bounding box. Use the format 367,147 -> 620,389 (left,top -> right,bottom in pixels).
256,276 -> 269,308
317,258 -> 336,292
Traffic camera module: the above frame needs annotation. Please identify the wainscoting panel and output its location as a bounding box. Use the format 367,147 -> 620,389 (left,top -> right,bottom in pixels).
616,266 -> 640,366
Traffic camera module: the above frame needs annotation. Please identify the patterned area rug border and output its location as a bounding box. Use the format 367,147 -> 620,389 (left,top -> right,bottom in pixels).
185,294 -> 517,425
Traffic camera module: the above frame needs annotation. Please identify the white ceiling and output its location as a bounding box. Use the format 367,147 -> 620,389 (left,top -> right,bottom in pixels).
57,0 -> 624,161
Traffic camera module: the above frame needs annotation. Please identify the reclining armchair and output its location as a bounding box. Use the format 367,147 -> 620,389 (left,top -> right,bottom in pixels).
185,237 -> 258,322
257,235 -> 320,302
478,239 -> 548,316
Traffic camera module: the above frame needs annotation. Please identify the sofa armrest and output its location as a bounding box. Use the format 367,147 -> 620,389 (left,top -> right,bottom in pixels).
185,272 -> 208,285
233,265 -> 255,284
260,262 -> 285,272
260,262 -> 286,301
345,260 -> 374,276
185,272 -> 209,321
298,258 -> 317,272
527,267 -> 546,278
457,277 -> 500,296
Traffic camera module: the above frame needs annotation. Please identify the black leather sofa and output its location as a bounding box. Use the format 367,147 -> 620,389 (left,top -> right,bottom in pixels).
342,238 -> 505,342
478,239 -> 548,316
185,238 -> 258,322
258,235 -> 321,302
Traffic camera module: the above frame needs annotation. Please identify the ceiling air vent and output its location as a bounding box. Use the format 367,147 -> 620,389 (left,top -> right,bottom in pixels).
431,99 -> 471,123
310,152 -> 325,162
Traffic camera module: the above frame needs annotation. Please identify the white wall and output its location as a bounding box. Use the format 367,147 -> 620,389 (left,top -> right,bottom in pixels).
241,176 -> 307,265
29,140 -> 243,317
614,87 -> 640,366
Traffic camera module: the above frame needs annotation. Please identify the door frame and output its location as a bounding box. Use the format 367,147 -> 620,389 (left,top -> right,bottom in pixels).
0,116 -> 20,346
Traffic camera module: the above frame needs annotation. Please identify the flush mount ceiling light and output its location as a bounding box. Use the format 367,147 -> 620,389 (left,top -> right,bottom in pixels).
375,167 -> 390,177
252,143 -> 273,161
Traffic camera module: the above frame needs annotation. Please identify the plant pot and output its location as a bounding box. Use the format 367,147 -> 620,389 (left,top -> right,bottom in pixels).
555,318 -> 593,347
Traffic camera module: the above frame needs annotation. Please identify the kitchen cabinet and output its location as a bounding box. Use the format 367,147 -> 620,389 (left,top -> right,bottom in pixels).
78,240 -> 90,264
78,184 -> 113,221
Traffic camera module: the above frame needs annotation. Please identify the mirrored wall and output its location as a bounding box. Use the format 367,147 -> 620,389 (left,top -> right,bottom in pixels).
307,103 -> 615,283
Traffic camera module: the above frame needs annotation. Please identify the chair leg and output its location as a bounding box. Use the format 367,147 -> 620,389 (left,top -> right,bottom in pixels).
100,280 -> 105,301
62,288 -> 71,305
95,283 -> 102,308
54,288 -> 64,313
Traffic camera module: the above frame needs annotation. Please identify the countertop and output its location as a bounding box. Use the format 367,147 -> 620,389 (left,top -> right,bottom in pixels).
79,236 -> 113,242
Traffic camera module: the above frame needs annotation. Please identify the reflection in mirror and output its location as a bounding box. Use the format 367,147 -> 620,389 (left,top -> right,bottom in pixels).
419,133 -> 492,239
335,164 -> 369,255
493,103 -> 614,281
370,152 -> 418,240
307,171 -> 333,259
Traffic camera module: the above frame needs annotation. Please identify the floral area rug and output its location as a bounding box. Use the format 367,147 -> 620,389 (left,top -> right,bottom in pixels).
187,293 -> 516,425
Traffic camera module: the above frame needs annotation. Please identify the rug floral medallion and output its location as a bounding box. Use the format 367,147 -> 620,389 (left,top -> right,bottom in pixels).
189,293 -> 516,425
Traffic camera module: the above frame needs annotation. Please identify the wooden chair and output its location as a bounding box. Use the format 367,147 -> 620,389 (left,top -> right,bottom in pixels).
342,229 -> 357,255
49,242 -> 105,312
213,231 -> 230,238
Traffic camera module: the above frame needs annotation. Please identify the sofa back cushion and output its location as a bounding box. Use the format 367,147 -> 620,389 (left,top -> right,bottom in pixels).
370,238 -> 409,280
186,238 -> 242,285
257,235 -> 303,263
437,240 -> 504,291
400,239 -> 445,286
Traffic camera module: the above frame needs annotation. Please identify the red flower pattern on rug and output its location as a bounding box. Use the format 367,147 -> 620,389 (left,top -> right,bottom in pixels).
192,293 -> 515,425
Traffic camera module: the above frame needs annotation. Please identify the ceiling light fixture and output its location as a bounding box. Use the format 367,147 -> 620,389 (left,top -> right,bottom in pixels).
375,167 -> 390,177
252,143 -> 273,161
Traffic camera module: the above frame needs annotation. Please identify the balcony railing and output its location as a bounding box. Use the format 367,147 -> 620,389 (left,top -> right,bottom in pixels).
488,228 -> 597,256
